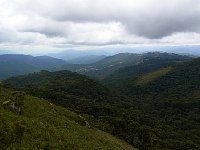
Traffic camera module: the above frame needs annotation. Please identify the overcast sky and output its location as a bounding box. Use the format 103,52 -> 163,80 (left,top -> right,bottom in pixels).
0,0 -> 200,54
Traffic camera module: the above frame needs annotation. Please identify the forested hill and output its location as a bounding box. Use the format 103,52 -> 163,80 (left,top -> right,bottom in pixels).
0,52 -> 192,80
0,54 -> 67,79
61,52 -> 192,80
117,57 -> 200,97
3,70 -> 122,117
0,85 -> 135,150
2,56 -> 200,150
107,58 -> 200,149
3,70 -> 111,101
102,53 -> 192,86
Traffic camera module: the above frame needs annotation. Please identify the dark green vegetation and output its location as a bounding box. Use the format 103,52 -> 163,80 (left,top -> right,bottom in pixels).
100,52 -> 192,82
0,52 -> 191,81
61,52 -> 192,80
0,54 -> 67,79
2,53 -> 200,150
110,58 -> 200,149
0,85 -> 135,150
3,70 -> 121,117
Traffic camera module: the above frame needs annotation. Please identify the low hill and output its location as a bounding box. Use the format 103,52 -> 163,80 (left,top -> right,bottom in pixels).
0,86 -> 135,150
3,70 -> 120,117
0,54 -> 67,79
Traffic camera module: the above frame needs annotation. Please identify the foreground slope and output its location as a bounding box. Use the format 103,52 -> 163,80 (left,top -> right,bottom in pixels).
0,86 -> 134,150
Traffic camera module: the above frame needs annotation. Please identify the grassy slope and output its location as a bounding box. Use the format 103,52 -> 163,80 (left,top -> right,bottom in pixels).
134,58 -> 200,97
135,67 -> 172,85
0,87 -> 135,150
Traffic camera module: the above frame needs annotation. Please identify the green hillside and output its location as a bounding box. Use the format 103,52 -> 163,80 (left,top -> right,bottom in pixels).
3,70 -> 122,118
3,58 -> 200,150
122,58 -> 200,97
0,86 -> 135,150
48,52 -> 192,81
109,58 -> 200,149
135,67 -> 172,85
102,52 -> 191,86
59,53 -> 142,79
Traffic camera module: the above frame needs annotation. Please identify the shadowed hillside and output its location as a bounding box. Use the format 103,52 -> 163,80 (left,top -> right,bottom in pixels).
0,54 -> 67,79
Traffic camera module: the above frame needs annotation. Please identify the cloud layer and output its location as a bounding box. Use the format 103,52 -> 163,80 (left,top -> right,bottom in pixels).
0,0 -> 200,53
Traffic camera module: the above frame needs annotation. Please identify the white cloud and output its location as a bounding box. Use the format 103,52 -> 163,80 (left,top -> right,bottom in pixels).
0,0 -> 200,53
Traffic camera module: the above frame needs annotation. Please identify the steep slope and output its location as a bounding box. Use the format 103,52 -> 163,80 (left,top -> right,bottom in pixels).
102,58 -> 200,149
0,54 -> 67,79
0,86 -> 135,150
61,52 -> 191,80
121,58 -> 200,97
135,67 -> 172,85
102,52 -> 191,86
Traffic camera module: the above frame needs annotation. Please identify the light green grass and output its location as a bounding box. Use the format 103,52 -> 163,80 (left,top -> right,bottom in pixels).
136,67 -> 172,85
0,87 -> 135,150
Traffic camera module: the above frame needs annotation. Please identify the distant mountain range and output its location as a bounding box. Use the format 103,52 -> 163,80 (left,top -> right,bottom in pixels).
0,52 -> 193,80
48,45 -> 200,60
0,54 -> 67,79
60,52 -> 192,80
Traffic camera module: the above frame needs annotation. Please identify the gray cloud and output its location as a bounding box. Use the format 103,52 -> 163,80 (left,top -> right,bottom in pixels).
22,0 -> 200,39
1,0 -> 200,53
0,28 -> 19,43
